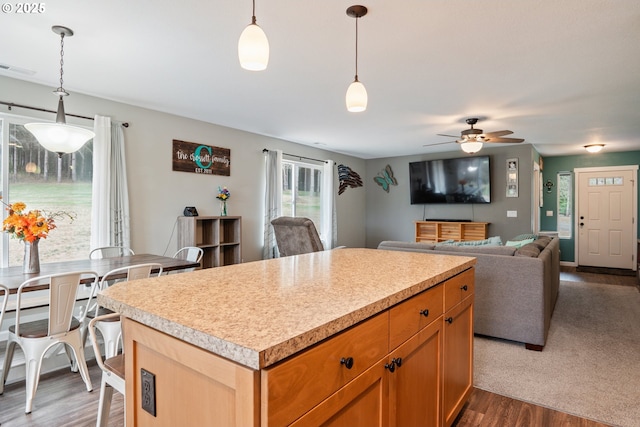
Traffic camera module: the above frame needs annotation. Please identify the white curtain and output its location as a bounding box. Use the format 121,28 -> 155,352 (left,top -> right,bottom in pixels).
263,149 -> 282,259
321,160 -> 337,249
90,115 -> 131,250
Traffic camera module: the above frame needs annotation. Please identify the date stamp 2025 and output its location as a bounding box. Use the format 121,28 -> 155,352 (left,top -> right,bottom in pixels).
1,3 -> 46,13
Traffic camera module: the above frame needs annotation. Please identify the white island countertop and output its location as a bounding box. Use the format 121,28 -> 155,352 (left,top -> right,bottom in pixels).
99,248 -> 475,370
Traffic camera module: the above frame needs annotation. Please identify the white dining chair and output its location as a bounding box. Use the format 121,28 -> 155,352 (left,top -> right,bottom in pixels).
88,312 -> 125,427
85,263 -> 163,359
168,246 -> 204,274
89,246 -> 135,259
0,271 -> 98,413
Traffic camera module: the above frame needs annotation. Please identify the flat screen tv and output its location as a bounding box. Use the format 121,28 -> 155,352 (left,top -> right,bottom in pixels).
409,156 -> 491,204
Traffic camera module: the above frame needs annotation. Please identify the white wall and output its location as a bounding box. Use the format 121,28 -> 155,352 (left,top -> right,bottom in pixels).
0,76 -> 367,261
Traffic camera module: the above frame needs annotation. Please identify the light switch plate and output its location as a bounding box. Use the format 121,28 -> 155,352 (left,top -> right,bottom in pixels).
507,210 -> 517,218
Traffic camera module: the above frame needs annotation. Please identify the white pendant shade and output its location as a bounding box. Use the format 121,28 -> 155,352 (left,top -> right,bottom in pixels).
238,23 -> 269,71
25,122 -> 94,155
346,80 -> 368,112
460,141 -> 483,154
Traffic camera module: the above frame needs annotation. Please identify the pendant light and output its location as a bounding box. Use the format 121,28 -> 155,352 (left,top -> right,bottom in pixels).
25,26 -> 95,157
345,5 -> 368,112
238,0 -> 269,71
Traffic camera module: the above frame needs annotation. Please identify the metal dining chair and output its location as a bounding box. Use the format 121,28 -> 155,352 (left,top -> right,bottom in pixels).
168,246 -> 204,273
89,246 -> 135,259
88,312 -> 125,427
84,263 -> 163,359
0,271 -> 99,413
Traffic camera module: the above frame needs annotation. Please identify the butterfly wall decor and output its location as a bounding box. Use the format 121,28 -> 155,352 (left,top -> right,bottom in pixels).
373,164 -> 397,192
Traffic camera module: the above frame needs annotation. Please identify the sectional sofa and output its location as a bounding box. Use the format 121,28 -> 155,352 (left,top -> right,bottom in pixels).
377,236 -> 561,350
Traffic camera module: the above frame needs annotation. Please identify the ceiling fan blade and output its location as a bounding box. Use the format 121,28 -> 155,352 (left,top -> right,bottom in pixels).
482,130 -> 513,137
423,140 -> 458,147
436,133 -> 460,138
484,137 -> 525,143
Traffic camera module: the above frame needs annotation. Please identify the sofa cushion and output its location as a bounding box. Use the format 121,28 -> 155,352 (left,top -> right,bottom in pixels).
377,241 -> 435,251
515,243 -> 541,257
435,245 -> 517,256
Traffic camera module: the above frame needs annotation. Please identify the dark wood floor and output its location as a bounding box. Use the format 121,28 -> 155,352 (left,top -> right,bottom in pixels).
452,388 -> 611,427
0,266 -> 634,426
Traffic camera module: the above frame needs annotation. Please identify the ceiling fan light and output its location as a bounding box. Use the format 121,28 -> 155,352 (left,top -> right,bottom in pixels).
346,79 -> 368,112
460,141 -> 483,154
584,144 -> 604,153
238,23 -> 269,71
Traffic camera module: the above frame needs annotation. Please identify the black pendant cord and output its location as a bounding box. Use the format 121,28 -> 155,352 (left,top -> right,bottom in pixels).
354,17 -> 359,81
251,0 -> 257,24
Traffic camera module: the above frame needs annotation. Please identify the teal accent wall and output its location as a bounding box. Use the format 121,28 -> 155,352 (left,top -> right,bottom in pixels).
540,151 -> 640,262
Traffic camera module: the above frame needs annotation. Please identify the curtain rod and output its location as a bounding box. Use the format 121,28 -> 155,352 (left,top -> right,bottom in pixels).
262,148 -> 328,164
0,101 -> 129,127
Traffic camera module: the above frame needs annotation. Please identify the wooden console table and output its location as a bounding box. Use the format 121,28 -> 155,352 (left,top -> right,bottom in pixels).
415,221 -> 489,243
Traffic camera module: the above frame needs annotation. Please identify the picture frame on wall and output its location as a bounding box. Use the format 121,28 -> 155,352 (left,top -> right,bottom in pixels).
507,158 -> 518,198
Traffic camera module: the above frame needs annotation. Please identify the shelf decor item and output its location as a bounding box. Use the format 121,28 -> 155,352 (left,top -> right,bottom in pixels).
1,199 -> 75,273
217,186 -> 231,217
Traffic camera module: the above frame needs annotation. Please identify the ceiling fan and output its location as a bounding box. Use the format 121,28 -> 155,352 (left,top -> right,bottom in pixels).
425,118 -> 525,154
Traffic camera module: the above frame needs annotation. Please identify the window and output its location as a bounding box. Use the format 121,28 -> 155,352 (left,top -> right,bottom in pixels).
0,115 -> 93,267
281,158 -> 324,240
557,172 -> 572,239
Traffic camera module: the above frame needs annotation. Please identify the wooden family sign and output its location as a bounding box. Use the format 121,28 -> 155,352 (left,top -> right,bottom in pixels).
172,139 -> 231,176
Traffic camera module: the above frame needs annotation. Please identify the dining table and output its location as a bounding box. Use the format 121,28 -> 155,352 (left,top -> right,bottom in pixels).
0,253 -> 201,294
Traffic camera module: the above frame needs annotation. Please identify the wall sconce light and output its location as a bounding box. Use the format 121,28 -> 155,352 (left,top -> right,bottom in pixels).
545,179 -> 554,193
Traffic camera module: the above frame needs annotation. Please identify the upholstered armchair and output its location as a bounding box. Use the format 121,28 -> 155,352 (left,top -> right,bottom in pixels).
270,216 -> 324,257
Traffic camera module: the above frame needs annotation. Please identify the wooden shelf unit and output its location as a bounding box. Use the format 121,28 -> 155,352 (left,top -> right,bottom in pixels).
415,221 -> 489,243
177,216 -> 242,268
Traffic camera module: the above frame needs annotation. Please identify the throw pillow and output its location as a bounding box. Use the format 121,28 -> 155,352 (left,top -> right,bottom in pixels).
437,236 -> 502,247
510,233 -> 538,241
515,243 -> 541,257
505,238 -> 535,248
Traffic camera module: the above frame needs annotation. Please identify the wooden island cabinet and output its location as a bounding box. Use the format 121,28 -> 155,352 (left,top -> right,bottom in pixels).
101,248 -> 475,427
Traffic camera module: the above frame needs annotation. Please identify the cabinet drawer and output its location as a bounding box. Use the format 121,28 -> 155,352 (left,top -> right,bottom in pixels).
262,312 -> 389,427
389,284 -> 443,350
444,268 -> 474,312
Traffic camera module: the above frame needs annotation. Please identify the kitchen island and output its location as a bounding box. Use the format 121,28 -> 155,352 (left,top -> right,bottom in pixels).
99,247 -> 476,427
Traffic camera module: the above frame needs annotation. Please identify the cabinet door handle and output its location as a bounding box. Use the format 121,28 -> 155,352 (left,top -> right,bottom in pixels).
445,317 -> 453,324
340,357 -> 354,370
384,361 -> 396,373
460,285 -> 468,291
419,308 -> 429,317
392,357 -> 403,368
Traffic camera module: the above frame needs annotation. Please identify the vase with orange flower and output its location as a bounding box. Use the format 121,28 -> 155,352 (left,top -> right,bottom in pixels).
1,200 -> 72,274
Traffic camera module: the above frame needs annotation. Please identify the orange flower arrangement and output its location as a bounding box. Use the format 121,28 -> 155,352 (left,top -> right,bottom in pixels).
1,199 -> 74,243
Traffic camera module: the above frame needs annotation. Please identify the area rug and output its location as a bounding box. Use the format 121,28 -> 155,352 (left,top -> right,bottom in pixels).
474,280 -> 640,427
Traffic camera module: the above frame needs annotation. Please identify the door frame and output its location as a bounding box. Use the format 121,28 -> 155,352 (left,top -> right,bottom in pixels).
574,165 -> 638,270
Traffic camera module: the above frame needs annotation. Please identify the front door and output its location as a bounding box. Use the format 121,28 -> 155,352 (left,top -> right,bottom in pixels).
576,167 -> 637,269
